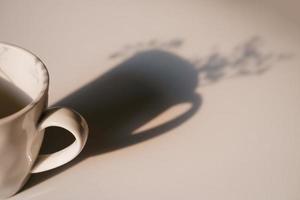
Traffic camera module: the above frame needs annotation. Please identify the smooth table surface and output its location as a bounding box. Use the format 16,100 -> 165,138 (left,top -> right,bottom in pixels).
1,0 -> 300,199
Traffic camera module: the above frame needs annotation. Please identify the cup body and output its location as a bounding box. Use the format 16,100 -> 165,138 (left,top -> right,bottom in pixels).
0,43 -> 49,198
0,95 -> 47,198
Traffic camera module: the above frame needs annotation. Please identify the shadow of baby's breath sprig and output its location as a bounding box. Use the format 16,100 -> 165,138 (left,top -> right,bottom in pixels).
192,36 -> 292,86
108,36 -> 292,87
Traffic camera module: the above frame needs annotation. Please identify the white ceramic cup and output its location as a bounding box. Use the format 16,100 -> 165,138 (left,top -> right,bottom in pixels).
0,42 -> 88,198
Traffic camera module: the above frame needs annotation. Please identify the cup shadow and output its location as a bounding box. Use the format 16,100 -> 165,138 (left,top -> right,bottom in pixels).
24,49 -> 202,189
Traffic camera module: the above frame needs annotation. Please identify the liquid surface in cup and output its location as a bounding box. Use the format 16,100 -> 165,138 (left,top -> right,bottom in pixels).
0,77 -> 32,118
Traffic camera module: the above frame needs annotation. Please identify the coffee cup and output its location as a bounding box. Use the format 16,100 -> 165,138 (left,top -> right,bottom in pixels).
0,42 -> 88,198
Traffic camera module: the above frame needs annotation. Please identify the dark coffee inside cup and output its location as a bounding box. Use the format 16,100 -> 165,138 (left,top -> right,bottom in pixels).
0,77 -> 32,118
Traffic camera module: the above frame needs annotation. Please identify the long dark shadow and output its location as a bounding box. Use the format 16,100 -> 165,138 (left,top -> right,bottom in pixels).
24,49 -> 202,189
24,36 -> 289,191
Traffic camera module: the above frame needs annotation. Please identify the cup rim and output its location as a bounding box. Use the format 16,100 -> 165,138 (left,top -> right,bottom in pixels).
0,42 -> 49,124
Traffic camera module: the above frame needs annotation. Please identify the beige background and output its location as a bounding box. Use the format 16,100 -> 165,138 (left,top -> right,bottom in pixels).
1,0 -> 300,199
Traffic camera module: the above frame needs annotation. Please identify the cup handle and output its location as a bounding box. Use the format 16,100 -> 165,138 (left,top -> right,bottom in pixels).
31,107 -> 88,173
